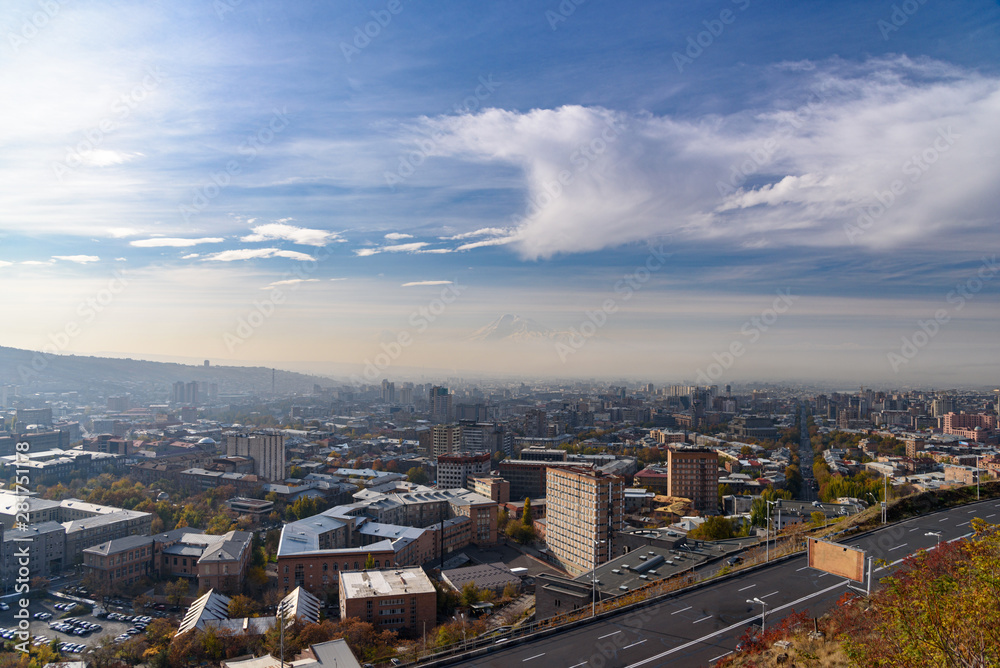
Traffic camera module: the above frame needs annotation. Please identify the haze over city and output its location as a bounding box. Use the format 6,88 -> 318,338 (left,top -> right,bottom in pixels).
1,1 -> 999,386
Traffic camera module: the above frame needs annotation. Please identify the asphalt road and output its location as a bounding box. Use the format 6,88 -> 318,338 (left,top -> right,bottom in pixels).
447,497 -> 1000,668
798,405 -> 817,503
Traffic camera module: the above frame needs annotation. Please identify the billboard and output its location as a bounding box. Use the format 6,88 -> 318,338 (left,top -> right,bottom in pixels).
807,537 -> 865,583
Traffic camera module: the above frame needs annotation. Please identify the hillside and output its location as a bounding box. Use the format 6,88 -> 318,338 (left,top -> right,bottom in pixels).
0,345 -> 333,397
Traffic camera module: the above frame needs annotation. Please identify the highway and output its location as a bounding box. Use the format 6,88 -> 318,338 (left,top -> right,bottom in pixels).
797,405 -> 818,503
447,497 -> 1000,668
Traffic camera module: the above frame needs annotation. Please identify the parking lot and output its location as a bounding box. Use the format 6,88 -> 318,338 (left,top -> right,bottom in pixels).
0,591 -> 174,658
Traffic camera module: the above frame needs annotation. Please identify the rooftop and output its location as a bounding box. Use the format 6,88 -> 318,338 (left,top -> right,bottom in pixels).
339,567 -> 435,599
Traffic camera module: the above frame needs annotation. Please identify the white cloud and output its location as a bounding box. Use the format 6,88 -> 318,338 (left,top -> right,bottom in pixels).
107,227 -> 140,238
441,227 -> 509,240
53,255 -> 100,264
204,248 -> 316,262
241,222 -> 341,246
21,260 -> 53,265
131,237 -> 225,248
384,232 -> 413,240
262,278 -> 320,289
401,280 -> 453,287
182,253 -> 200,259
420,57 -> 1000,258
354,241 -> 431,257
0,261 -> 12,267
115,257 -> 128,261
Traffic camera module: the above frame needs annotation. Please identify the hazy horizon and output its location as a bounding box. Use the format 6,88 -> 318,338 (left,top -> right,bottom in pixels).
2,2 -> 999,388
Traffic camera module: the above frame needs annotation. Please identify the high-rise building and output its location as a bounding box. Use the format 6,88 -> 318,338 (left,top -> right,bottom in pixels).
381,379 -> 396,404
545,467 -> 624,576
431,424 -> 462,457
524,409 -> 547,437
436,452 -> 491,489
226,432 -> 286,481
667,447 -> 719,515
429,386 -> 452,422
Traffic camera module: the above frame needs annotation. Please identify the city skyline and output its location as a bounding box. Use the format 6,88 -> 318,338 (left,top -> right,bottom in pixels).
1,1 -> 999,386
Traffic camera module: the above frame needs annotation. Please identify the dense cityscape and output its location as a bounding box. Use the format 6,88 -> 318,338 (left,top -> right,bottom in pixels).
1,371 -> 999,666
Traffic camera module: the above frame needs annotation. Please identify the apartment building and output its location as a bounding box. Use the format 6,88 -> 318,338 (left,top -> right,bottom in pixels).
339,567 -> 436,635
545,466 -> 624,576
436,452 -> 491,489
667,447 -> 720,515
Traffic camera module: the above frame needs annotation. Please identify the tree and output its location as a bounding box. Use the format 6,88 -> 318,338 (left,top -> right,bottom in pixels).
811,511 -> 826,526
165,578 -> 189,606
522,498 -> 533,527
364,553 -> 376,569
497,507 -> 510,532
229,594 -> 260,618
687,516 -> 736,541
407,467 -> 429,485
289,465 -> 305,479
502,581 -> 520,600
460,582 -> 481,607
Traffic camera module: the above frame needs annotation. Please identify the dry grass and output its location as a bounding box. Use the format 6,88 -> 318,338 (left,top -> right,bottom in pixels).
721,630 -> 852,667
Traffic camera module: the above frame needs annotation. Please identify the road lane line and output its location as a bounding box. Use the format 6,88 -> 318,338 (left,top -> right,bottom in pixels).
986,514 -> 996,518
598,631 -> 621,639
737,584 -> 756,591
624,579 -> 851,668
710,651 -> 733,663
889,543 -> 908,551
523,654 -> 545,662
568,662 -> 587,668
693,616 -> 712,624
671,606 -> 692,615
939,517 -> 949,522
760,590 -> 780,599
796,566 -> 809,571
818,572 -> 829,577
623,640 -> 647,649
958,521 -> 970,527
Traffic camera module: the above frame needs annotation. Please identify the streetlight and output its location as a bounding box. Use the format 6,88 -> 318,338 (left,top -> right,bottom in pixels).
925,531 -> 942,548
764,500 -> 778,562
746,597 -> 767,634
592,538 -> 606,618
452,613 -> 467,650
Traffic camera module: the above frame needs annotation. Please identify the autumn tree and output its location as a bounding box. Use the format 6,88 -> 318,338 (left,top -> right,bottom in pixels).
229,594 -> 261,618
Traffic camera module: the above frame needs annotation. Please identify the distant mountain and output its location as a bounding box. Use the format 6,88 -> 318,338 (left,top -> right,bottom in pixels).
468,314 -> 567,342
0,345 -> 333,396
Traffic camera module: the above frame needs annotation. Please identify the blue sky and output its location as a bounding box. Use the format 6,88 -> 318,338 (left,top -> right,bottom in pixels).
1,0 -> 999,387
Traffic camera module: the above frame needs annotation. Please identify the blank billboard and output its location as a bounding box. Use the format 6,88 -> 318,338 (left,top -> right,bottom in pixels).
807,537 -> 865,582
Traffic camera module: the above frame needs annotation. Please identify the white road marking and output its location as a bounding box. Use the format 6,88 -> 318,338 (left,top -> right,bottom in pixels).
939,517 -> 949,522
523,654 -> 545,662
671,606 -> 692,615
737,584 -> 756,591
796,566 -> 809,571
958,521 -> 970,527
693,616 -> 712,624
623,640 -> 647,650
760,590 -> 780,599
818,572 -> 829,577
623,579 -> 852,668
598,631 -> 621,639
568,662 -> 587,668
710,652 -> 733,663
889,543 -> 908,551
986,514 -> 996,518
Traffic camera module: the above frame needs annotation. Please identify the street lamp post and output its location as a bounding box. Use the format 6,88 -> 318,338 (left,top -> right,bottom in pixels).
764,500 -> 778,562
592,538 -> 606,618
925,531 -> 942,548
747,597 -> 767,634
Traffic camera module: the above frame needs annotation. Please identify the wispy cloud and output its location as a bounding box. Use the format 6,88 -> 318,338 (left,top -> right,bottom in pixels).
355,241 -> 432,257
262,278 -> 320,289
384,232 -> 413,240
401,280 -> 453,287
204,248 -> 316,262
241,222 -> 341,247
182,253 -> 200,259
131,237 -> 225,248
53,255 -> 100,264
441,227 -> 508,240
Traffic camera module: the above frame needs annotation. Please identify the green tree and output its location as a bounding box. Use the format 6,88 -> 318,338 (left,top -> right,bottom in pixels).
687,515 -> 736,541
165,578 -> 189,606
407,467 -> 430,485
364,553 -> 375,569
522,498 -> 533,527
